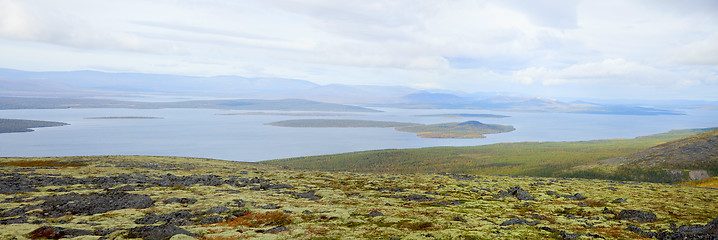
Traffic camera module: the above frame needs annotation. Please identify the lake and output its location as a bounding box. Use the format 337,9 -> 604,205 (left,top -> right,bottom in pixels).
0,107 -> 716,162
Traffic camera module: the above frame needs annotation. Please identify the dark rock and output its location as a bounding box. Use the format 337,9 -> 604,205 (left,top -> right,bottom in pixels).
0,216 -> 27,224
28,226 -> 95,239
108,185 -> 136,192
612,198 -> 627,203
436,200 -> 462,206
539,226 -> 559,233
231,209 -> 250,217
604,187 -> 617,191
377,187 -> 405,192
368,210 -> 383,217
258,182 -> 292,190
284,190 -> 321,201
163,197 -> 197,205
405,195 -> 435,202
264,226 -> 289,234
197,215 -> 225,225
617,210 -> 657,223
546,190 -> 556,195
626,224 -> 657,238
1,207 -> 28,218
127,224 -> 200,240
602,207 -> 614,214
134,211 -> 194,225
500,218 -> 540,226
205,206 -> 230,214
303,210 -> 312,215
558,193 -> 586,200
578,202 -> 588,207
259,204 -> 281,209
495,185 -> 536,201
34,191 -> 153,218
233,199 -> 246,207
453,217 -> 467,222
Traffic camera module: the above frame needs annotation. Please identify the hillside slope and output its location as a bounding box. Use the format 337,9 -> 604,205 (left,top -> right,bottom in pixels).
264,128 -> 715,178
561,128 -> 718,182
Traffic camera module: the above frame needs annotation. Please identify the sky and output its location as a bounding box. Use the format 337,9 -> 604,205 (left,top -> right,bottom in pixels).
0,0 -> 717,100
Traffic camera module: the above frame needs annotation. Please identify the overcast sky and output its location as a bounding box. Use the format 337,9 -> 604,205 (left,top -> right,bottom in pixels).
1,0 -> 717,100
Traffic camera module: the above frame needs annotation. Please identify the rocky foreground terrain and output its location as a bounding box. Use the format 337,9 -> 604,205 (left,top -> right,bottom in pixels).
1,156 -> 716,239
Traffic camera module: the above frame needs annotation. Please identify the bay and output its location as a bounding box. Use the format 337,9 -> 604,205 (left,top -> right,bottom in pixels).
0,107 -> 716,162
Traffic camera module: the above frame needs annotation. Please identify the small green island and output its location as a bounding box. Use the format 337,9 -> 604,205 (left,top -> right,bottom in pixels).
415,113 -> 510,118
0,118 -> 69,133
266,119 -> 514,138
84,116 -> 163,119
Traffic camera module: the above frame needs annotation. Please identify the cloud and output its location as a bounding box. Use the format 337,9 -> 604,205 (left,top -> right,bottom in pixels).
512,59 -> 687,87
670,33 -> 718,65
0,0 -> 181,54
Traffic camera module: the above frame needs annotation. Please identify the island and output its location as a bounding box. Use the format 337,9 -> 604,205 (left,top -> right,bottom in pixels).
84,116 -> 163,119
266,119 -> 514,138
396,120 -> 515,138
0,118 -> 69,133
415,113 -> 510,118
217,112 -> 362,117
266,119 -> 417,128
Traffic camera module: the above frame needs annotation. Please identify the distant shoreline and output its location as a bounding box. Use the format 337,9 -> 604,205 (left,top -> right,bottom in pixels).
84,116 -> 163,119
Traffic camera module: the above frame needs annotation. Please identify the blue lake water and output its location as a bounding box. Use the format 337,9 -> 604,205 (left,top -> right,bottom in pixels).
0,107 -> 716,162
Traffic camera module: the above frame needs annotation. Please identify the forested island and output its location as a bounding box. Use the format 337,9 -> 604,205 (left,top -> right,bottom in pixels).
0,118 -> 68,133
267,119 -> 514,138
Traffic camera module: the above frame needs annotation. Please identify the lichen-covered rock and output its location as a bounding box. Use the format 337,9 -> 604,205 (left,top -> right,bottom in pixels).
495,185 -> 536,201
500,218 -> 540,226
163,197 -> 197,205
34,191 -> 153,218
617,209 -> 657,223
127,224 -> 200,240
264,225 -> 289,234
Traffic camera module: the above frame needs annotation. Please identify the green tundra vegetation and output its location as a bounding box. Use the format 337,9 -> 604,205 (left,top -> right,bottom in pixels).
265,128 -> 716,182
267,119 -> 515,138
0,156 -> 716,239
0,118 -> 68,133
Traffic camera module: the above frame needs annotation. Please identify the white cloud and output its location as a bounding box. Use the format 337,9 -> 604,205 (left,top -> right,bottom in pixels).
670,33 -> 718,65
0,0 -> 182,54
512,59 -> 686,87
0,0 -> 716,100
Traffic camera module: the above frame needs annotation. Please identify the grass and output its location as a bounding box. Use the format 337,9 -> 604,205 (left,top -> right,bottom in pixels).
0,160 -> 87,168
263,128 -> 714,179
1,155 -> 717,239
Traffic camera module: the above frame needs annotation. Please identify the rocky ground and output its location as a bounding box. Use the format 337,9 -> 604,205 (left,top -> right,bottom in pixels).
0,156 -> 716,239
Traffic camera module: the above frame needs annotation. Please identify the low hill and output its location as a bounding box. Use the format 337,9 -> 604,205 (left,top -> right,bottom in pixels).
0,118 -> 69,133
559,128 -> 718,183
1,156 -> 716,239
395,121 -> 515,138
266,120 -> 514,138
0,97 -> 378,112
264,128 -> 715,178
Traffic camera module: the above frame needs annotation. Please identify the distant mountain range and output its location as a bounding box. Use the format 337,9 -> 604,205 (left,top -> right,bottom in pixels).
1,68 -> 708,115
